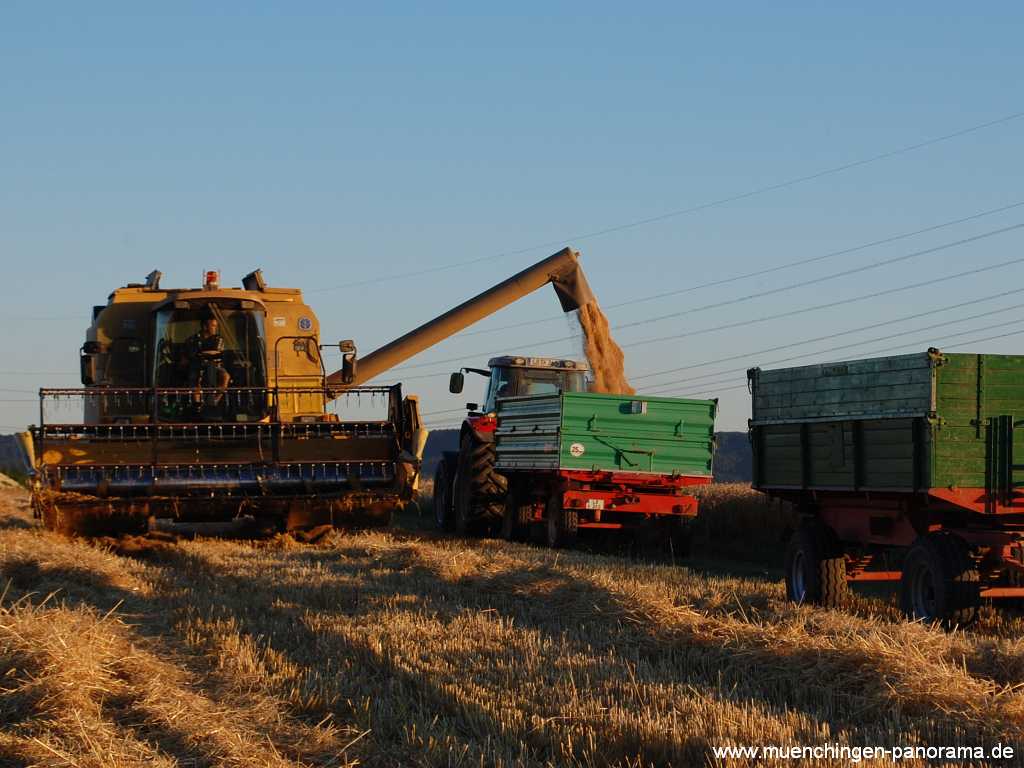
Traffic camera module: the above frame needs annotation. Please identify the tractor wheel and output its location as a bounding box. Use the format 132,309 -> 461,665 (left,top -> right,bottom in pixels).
453,433 -> 504,537
464,433 -> 507,498
432,455 -> 456,531
544,494 -> 578,549
784,521 -> 848,608
899,533 -> 980,627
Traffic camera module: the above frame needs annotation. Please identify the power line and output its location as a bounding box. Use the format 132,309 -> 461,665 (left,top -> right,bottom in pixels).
613,222 -> 1024,333
641,307 -> 1024,395
455,198 -> 1024,338
945,326 -> 1024,349
387,222 -> 1024,374
423,288 -> 1024,416
422,322 -> 1024,428
309,110 -> 1024,294
421,406 -> 472,418
618,254 -> 1024,357
657,318 -> 1024,398
633,286 -> 1024,386
677,323 -> 1024,399
422,319 -> 1024,427
384,246 -> 1024,381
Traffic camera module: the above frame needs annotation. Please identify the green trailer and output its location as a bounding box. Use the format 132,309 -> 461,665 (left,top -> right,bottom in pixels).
748,348 -> 1024,625
493,391 -> 716,548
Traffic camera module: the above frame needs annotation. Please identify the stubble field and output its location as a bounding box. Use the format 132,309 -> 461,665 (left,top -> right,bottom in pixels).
1,482 -> 1022,767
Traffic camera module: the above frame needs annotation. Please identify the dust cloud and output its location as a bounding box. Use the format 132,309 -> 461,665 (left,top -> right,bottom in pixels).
577,302 -> 635,395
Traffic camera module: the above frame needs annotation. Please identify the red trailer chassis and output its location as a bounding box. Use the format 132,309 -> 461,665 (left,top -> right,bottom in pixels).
502,469 -> 710,548
767,487 -> 1024,603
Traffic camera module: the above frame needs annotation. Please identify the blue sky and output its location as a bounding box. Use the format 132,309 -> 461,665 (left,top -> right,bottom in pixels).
2,3 -> 1023,431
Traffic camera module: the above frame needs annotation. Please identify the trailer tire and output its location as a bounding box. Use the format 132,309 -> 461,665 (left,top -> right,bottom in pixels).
432,455 -> 456,531
501,489 -> 532,542
784,522 -> 847,608
563,507 -> 579,546
453,434 -> 503,536
899,533 -> 980,627
544,495 -> 577,548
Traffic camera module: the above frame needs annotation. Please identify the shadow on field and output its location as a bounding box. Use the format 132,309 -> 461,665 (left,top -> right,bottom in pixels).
0,517 -> 35,532
0,559 -> 219,768
3,536 -> 1017,765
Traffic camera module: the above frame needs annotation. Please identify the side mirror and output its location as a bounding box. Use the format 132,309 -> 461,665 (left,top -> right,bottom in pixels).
466,403 -> 479,412
449,371 -> 465,394
340,340 -> 357,384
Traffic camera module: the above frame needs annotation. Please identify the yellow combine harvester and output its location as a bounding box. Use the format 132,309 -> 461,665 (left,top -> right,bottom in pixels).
27,248 -> 593,535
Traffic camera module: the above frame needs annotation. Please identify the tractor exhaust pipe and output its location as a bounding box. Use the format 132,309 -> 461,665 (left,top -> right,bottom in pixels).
329,247 -> 593,389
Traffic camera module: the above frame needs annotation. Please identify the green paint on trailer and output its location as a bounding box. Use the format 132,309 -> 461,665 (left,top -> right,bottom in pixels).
749,349 -> 1024,494
495,391 -> 716,477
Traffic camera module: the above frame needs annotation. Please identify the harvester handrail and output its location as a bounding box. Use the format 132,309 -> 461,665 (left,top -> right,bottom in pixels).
33,383 -> 404,473
38,385 -> 395,396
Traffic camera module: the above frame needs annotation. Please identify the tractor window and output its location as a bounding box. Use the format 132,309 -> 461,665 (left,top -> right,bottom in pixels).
520,369 -> 576,396
485,366 -> 588,411
483,365 -> 514,413
518,368 -> 588,396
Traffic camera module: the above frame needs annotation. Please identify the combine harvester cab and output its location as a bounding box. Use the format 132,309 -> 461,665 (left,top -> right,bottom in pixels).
31,269 -> 423,535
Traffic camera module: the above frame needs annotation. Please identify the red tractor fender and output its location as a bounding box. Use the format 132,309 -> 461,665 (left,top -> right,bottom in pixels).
461,413 -> 497,444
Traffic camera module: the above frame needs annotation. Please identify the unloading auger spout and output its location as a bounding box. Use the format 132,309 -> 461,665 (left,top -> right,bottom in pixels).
326,247 -> 594,391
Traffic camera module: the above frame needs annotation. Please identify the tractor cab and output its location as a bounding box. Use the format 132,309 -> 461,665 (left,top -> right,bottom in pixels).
449,356 -> 589,415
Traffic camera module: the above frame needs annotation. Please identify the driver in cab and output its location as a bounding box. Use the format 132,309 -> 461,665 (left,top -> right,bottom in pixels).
189,315 -> 231,404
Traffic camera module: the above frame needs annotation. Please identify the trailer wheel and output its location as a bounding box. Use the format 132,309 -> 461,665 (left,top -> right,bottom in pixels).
501,486 -> 533,542
453,433 -> 503,536
899,533 -> 980,627
544,495 -> 577,548
432,455 -> 456,531
564,508 -> 579,545
784,522 -> 847,608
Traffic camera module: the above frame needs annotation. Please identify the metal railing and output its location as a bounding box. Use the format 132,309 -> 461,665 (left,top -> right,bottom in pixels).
34,384 -> 401,471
